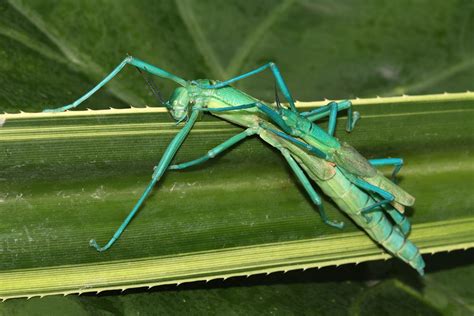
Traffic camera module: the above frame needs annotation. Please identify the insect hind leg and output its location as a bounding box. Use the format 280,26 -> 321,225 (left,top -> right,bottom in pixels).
281,149 -> 344,229
350,177 -> 395,217
369,158 -> 403,182
368,191 -> 411,235
302,100 -> 360,133
386,207 -> 411,235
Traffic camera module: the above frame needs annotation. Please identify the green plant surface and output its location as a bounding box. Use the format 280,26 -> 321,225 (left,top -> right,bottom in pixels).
1,251 -> 473,315
0,0 -> 473,304
1,93 -> 473,299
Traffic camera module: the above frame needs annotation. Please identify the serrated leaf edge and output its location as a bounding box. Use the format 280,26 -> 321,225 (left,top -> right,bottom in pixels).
1,217 -> 472,301
2,91 -> 472,121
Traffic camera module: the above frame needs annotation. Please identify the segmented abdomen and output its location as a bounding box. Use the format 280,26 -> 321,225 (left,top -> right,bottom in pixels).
259,123 -> 424,274
316,167 -> 425,275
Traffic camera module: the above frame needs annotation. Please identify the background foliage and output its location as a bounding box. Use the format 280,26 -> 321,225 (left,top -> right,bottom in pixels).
1,0 -> 473,113
0,0 -> 473,314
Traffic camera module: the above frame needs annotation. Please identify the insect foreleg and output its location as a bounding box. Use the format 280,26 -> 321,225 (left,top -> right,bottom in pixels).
280,149 -> 344,229
89,110 -> 199,252
369,158 -> 404,181
169,128 -> 256,170
195,62 -> 297,112
302,101 -> 360,133
43,56 -> 187,112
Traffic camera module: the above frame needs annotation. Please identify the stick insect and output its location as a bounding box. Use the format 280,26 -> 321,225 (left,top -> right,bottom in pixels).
44,56 -> 425,274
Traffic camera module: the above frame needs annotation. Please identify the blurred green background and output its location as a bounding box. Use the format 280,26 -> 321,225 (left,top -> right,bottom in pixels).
1,0 -> 473,113
0,0 -> 473,314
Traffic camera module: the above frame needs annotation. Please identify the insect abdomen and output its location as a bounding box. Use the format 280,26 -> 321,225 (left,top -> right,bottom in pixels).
317,167 -> 425,274
365,211 -> 424,274
260,129 -> 424,274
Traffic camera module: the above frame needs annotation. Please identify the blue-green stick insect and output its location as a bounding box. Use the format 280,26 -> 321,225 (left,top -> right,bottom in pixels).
44,56 -> 424,274
258,124 -> 425,275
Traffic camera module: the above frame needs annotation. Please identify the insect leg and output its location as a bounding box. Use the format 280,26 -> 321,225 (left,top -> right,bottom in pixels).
43,56 -> 187,112
367,191 -> 411,235
169,128 -> 256,170
327,102 -> 338,136
280,149 -> 344,229
201,102 -> 294,135
302,100 -> 360,133
351,177 -> 395,215
259,123 -> 327,159
195,62 -> 297,112
369,158 -> 404,181
385,207 -> 411,235
89,110 -> 199,252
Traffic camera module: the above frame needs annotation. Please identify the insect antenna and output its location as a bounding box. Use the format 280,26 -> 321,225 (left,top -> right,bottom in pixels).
274,81 -> 282,113
136,67 -> 170,109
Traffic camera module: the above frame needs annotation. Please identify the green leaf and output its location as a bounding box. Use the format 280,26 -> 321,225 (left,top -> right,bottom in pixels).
1,252 -> 473,315
1,93 -> 473,299
0,0 -> 472,303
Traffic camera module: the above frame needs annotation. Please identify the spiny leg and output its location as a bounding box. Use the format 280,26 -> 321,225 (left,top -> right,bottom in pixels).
169,128 -> 256,170
369,158 -> 403,181
44,56 -> 187,112
281,149 -> 344,229
195,62 -> 298,112
302,100 -> 360,133
89,110 -> 199,252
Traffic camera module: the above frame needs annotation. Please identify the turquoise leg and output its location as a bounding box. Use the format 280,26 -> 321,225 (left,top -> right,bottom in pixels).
44,56 -> 187,112
259,123 -> 327,159
302,100 -> 360,133
200,102 -> 294,135
328,102 -> 339,136
169,128 -> 256,170
386,207 -> 411,235
281,149 -> 344,229
369,158 -> 403,181
351,177 -> 395,215
89,110 -> 199,252
368,192 -> 411,235
195,62 -> 298,112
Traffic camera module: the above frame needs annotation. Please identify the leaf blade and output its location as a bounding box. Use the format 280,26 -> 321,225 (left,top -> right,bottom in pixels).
1,93 -> 473,299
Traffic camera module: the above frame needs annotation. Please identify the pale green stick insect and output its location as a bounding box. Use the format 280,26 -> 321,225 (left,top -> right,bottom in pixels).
44,56 -> 424,274
257,124 -> 424,275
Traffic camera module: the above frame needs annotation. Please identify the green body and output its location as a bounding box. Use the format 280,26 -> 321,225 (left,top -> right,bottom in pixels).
43,56 -> 423,273
260,130 -> 424,274
176,82 -> 424,274
277,108 -> 415,208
